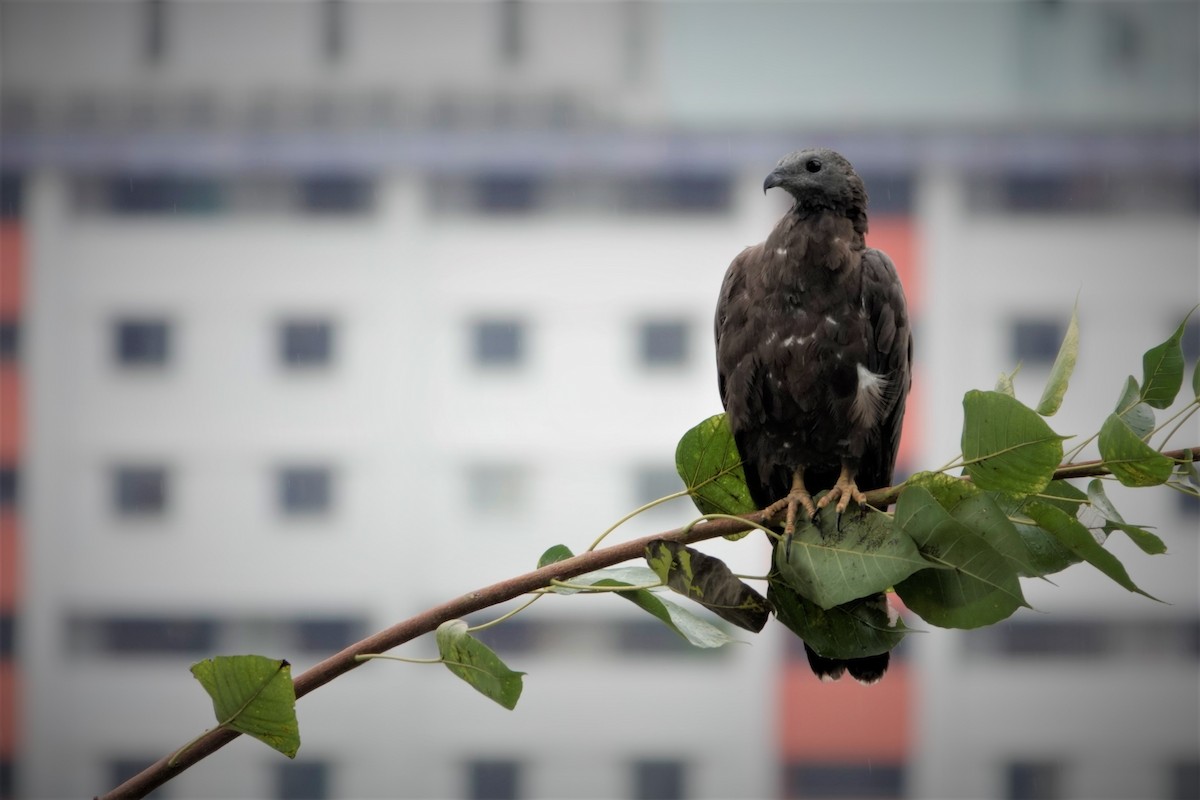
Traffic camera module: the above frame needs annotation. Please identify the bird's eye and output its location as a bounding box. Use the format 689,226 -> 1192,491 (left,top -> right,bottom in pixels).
805,158 -> 822,173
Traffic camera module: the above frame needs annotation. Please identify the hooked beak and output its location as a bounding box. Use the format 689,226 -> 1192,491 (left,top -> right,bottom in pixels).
763,170 -> 785,193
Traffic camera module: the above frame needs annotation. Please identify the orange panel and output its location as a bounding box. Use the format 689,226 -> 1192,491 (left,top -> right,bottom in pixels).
777,659 -> 911,760
0,512 -> 17,608
895,367 -> 924,474
0,660 -> 16,756
866,216 -> 921,315
0,366 -> 19,460
0,222 -> 21,316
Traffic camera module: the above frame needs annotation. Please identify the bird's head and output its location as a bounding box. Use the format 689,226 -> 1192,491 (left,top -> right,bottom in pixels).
763,148 -> 868,228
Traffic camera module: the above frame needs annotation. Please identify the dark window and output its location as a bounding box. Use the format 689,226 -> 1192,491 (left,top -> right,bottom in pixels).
623,173 -> 732,214
1011,319 -> 1064,366
783,762 -> 905,799
633,465 -> 684,508
995,620 -> 1109,657
1178,490 -> 1200,518
114,465 -> 168,516
110,756 -> 168,798
0,613 -> 14,659
471,618 -> 539,656
1170,759 -> 1200,800
632,759 -> 687,800
0,465 -> 16,510
1006,760 -> 1063,800
472,319 -> 525,367
107,175 -> 222,214
295,618 -> 362,653
320,0 -> 345,63
1182,317 -> 1200,364
280,320 -> 334,368
114,319 -> 170,367
639,320 -> 690,367
860,172 -> 915,215
475,173 -> 541,213
0,318 -> 18,362
277,760 -> 331,800
279,466 -> 333,516
466,464 -> 527,515
0,172 -> 22,219
298,175 -> 373,214
0,757 -> 13,800
467,759 -> 521,800
77,617 -> 218,656
143,0 -> 167,64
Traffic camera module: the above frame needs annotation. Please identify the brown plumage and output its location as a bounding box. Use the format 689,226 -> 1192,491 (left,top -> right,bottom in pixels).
714,148 -> 911,683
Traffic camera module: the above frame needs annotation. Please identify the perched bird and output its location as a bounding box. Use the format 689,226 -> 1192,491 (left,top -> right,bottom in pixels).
714,148 -> 911,683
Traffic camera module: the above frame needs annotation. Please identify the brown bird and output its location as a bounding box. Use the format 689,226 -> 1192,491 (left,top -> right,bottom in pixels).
714,148 -> 912,683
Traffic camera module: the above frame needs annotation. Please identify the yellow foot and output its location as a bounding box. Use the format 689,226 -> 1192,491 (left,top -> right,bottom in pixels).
764,471 -> 817,536
817,468 -> 866,514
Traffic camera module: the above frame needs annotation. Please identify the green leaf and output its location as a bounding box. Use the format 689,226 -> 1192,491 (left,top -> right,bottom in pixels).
904,471 -> 981,508
1098,413 -> 1174,487
537,544 -> 574,568
993,480 -> 1092,578
1086,479 -> 1167,555
768,580 -> 906,660
436,620 -> 525,710
676,414 -> 757,538
948,492 -> 1041,578
1036,304 -> 1079,416
1114,375 -> 1155,440
553,565 -> 660,595
1140,316 -> 1189,409
995,365 -> 1020,397
893,486 -> 1027,629
1024,502 -> 1161,602
961,390 -> 1065,494
645,540 -> 770,632
190,655 -> 300,758
774,504 -> 930,610
1193,359 -> 1200,400
567,570 -> 734,648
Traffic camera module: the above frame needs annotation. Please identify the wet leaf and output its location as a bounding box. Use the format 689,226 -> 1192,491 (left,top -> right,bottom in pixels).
190,655 -> 300,758
774,504 -> 929,610
1025,503 -> 1161,602
675,414 -> 757,538
436,621 -> 525,710
1036,303 -> 1078,416
645,540 -> 770,632
768,580 -> 906,660
961,390 -> 1065,494
1086,479 -> 1167,555
993,480 -> 1093,578
893,486 -> 1027,629
1098,413 -> 1173,487
537,544 -> 574,568
1140,316 -> 1188,409
1114,375 -> 1155,440
567,570 -> 734,648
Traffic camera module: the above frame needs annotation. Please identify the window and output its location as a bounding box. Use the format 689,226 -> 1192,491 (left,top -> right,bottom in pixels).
298,174 -> 373,214
294,618 -> 362,653
617,619 -> 698,656
632,759 -> 687,800
633,465 -> 684,508
0,758 -> 12,800
0,613 -> 14,659
71,617 -> 218,656
1182,316 -> 1199,364
279,466 -> 333,516
106,174 -> 222,215
466,464 -> 528,516
0,318 -> 17,361
782,762 -> 905,799
0,171 -> 22,219
963,618 -> 1200,661
114,465 -> 168,516
638,320 -> 690,368
858,172 -> 915,215
277,760 -> 331,800
0,464 -> 15,510
280,320 -> 334,369
471,319 -> 526,368
1170,759 -> 1200,800
1010,319 -> 1064,366
114,319 -> 170,368
467,759 -> 521,800
621,173 -> 733,214
475,173 -> 541,213
470,618 -> 540,657
1005,760 -> 1063,800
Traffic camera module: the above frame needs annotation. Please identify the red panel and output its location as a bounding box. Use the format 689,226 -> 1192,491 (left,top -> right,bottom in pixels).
0,660 -> 16,756
895,367 -> 924,473
0,366 -> 19,461
0,222 -> 21,316
0,512 -> 17,608
866,216 -> 921,315
777,656 -> 911,760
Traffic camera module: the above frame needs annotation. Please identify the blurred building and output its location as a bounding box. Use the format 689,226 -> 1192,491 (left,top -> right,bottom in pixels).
1,2 -> 1198,799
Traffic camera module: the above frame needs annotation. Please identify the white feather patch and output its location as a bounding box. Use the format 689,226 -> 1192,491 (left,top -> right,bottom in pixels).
851,364 -> 889,427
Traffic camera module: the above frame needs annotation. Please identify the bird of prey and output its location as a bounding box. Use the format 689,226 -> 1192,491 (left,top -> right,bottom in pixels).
714,148 -> 912,683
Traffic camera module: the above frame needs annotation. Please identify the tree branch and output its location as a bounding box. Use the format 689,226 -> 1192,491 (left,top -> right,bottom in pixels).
97,446 -> 1197,800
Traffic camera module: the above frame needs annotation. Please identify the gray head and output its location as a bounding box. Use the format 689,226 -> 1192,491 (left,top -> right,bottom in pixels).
763,148 -> 869,229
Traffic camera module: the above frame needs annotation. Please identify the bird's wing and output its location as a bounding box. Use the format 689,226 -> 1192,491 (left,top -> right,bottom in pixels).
714,244 -> 757,407
858,247 -> 913,491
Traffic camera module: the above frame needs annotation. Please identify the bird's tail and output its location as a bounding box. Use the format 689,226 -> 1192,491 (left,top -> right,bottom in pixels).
803,644 -> 889,686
